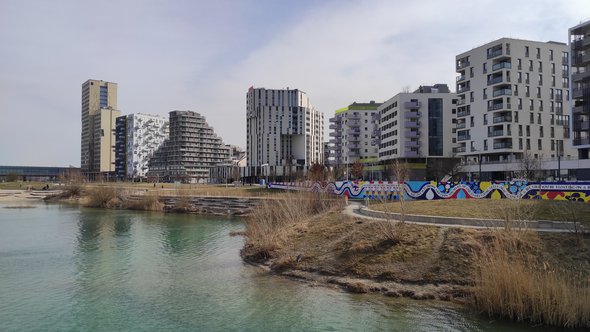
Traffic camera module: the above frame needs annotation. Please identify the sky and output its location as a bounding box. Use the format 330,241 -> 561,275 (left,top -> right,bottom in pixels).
0,0 -> 588,167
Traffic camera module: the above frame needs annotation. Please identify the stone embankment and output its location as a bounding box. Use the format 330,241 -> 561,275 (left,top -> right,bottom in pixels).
127,195 -> 267,216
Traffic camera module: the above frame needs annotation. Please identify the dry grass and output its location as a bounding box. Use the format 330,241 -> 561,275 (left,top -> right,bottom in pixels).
84,187 -> 122,208
474,230 -> 590,328
373,199 -> 590,224
242,192 -> 342,261
124,194 -> 164,211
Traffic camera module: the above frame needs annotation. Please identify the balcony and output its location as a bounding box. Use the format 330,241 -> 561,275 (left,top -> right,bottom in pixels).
572,70 -> 590,82
405,121 -> 420,128
329,117 -> 340,123
488,103 -> 504,111
456,75 -> 466,82
572,53 -> 590,66
328,139 -> 339,144
573,121 -> 590,131
404,111 -> 421,119
346,129 -> 360,135
492,62 -> 511,71
493,141 -> 513,149
405,140 -> 420,148
405,131 -> 419,138
492,88 -> 512,97
457,99 -> 466,106
488,130 -> 504,137
456,60 -> 470,70
487,76 -> 504,86
457,85 -> 471,94
493,115 -> 512,124
457,109 -> 470,117
572,37 -> 590,49
573,137 -> 590,146
404,101 -> 422,109
347,114 -> 361,120
573,104 -> 590,114
487,48 -> 503,59
329,124 -> 340,130
573,87 -> 590,99
453,146 -> 466,153
456,122 -> 466,129
349,135 -> 361,142
457,135 -> 471,141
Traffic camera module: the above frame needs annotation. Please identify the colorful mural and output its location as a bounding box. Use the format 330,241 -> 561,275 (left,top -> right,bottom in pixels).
268,181 -> 590,202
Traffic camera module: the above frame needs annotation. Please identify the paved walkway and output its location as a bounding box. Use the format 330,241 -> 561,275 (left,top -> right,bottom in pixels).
343,201 -> 585,233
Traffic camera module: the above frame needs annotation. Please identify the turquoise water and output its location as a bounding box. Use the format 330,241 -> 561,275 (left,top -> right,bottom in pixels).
0,203 -> 569,331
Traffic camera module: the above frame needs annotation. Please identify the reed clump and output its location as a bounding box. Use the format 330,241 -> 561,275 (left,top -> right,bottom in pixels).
85,187 -> 121,208
473,230 -> 590,328
124,194 -> 164,211
242,192 -> 341,261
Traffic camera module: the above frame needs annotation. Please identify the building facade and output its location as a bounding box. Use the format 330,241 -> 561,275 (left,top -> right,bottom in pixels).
246,87 -> 324,180
115,113 -> 169,180
378,85 -> 457,161
570,20 -> 590,160
328,101 -> 381,167
455,38 -> 575,179
81,79 -> 120,179
147,110 -> 229,183
209,145 -> 246,184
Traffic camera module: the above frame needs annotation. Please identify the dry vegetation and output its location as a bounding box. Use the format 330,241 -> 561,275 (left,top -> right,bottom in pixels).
241,192 -> 343,262
474,230 -> 590,328
372,199 -> 590,224
243,194 -> 590,328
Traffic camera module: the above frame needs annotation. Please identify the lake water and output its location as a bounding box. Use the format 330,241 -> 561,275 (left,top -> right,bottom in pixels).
0,202 -> 566,331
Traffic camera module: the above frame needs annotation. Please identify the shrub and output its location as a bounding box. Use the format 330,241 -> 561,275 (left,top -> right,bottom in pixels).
124,194 -> 164,211
85,187 -> 121,208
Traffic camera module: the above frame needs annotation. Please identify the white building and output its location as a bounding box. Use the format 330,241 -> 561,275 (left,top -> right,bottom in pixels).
378,84 -> 457,162
115,113 -> 169,179
455,38 -> 575,179
328,101 -> 381,167
246,87 -> 324,180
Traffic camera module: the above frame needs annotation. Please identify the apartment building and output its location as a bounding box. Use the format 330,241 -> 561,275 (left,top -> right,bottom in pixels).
455,38 -> 575,179
378,85 -> 456,169
246,87 -> 324,180
80,79 -> 120,179
328,101 -> 381,167
115,113 -> 169,180
570,20 -> 590,159
147,110 -> 229,183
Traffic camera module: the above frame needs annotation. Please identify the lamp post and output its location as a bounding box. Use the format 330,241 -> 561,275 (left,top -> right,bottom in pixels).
472,148 -> 482,181
557,142 -> 561,181
261,163 -> 269,186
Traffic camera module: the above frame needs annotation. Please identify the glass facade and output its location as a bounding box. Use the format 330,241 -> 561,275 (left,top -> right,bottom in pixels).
428,98 -> 443,156
99,86 -> 108,108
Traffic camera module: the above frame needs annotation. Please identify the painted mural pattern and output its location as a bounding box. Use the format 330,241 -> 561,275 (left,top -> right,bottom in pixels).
268,181 -> 590,202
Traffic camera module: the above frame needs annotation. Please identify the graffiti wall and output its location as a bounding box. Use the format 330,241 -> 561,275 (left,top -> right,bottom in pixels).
268,181 -> 590,202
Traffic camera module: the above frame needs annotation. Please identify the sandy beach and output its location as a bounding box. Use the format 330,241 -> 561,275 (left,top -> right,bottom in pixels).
0,190 -> 60,203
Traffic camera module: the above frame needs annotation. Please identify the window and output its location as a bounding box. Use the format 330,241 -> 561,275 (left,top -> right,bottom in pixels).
549,49 -> 554,60
550,127 -> 555,138
540,126 -> 544,137
519,125 -> 523,136
517,58 -> 522,69
537,113 -> 542,124
536,47 -> 540,58
483,88 -> 487,99
539,74 -> 543,85
526,138 -> 531,150
525,46 -> 530,57
538,139 -> 542,150
483,63 -> 487,73
526,125 -> 531,136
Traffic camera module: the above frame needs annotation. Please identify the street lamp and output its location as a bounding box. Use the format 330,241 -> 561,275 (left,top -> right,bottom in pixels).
261,163 -> 269,186
472,148 -> 482,181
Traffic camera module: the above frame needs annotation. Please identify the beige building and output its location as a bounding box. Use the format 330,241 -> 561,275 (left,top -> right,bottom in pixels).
455,38 -> 575,179
81,79 -> 120,179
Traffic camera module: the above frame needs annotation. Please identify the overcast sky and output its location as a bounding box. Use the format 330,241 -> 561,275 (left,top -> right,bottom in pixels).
0,0 -> 588,166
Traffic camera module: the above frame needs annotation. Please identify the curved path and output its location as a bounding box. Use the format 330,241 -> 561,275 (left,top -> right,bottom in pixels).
343,201 -> 585,233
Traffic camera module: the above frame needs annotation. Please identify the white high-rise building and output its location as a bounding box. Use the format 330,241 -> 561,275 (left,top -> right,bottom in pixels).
455,38 -> 575,179
246,87 -> 324,180
115,113 -> 169,179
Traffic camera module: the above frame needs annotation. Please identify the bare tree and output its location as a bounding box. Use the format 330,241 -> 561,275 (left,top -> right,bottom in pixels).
350,161 -> 364,180
515,151 -> 542,181
308,163 -> 327,182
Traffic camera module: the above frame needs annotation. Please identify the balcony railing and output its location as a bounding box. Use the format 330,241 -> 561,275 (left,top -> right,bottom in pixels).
453,146 -> 466,153
404,101 -> 422,109
457,99 -> 466,105
405,131 -> 419,138
573,104 -> 590,114
493,88 -> 512,97
493,142 -> 513,149
572,53 -> 590,66
456,122 -> 466,129
457,85 -> 471,93
405,121 -> 420,128
573,87 -> 590,99
573,121 -> 590,131
457,109 -> 471,117
573,137 -> 590,146
404,111 -> 421,119
457,135 -> 471,141
572,37 -> 590,49
487,48 -> 503,59
488,103 -> 504,111
492,62 -> 511,71
487,76 -> 503,85
493,116 -> 512,123
572,70 -> 590,82
456,60 -> 470,70
488,130 -> 504,137
456,75 -> 466,82
405,140 -> 420,148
